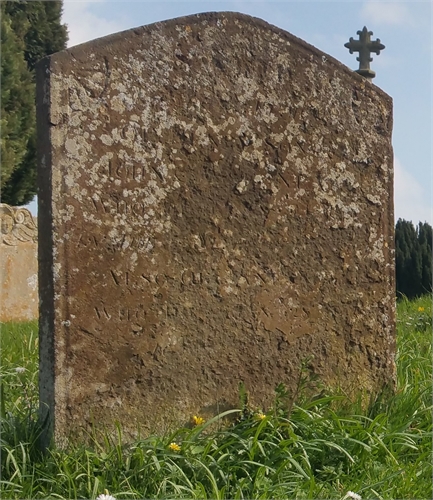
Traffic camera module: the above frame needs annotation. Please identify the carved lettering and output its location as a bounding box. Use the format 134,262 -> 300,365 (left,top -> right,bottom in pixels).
110,269 -> 120,286
107,269 -> 171,291
90,195 -> 147,216
155,274 -> 167,286
94,305 -> 146,322
94,306 -> 111,320
119,305 -> 145,321
91,197 -> 110,214
75,233 -> 153,253
105,235 -> 127,253
110,269 -> 130,286
77,234 -> 99,248
108,158 -> 146,182
119,124 -> 147,143
105,268 -> 203,290
181,270 -> 202,285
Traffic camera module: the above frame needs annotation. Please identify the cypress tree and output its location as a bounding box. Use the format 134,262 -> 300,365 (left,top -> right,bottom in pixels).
0,3 -> 35,205
1,0 -> 68,205
395,219 -> 432,299
418,222 -> 432,295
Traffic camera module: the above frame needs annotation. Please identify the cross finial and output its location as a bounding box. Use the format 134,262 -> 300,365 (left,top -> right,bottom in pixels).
344,27 -> 385,80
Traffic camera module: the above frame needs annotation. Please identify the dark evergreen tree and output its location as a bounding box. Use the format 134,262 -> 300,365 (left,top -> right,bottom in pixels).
395,219 -> 432,299
1,0 -> 68,205
4,0 -> 68,72
1,4 -> 35,205
418,222 -> 432,295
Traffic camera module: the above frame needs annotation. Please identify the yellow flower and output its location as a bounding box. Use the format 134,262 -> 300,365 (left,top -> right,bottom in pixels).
255,412 -> 266,420
418,306 -> 425,312
168,442 -> 181,452
192,415 -> 205,426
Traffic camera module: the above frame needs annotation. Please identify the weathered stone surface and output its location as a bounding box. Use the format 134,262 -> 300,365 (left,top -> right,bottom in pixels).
36,12 -> 395,444
0,204 -> 38,322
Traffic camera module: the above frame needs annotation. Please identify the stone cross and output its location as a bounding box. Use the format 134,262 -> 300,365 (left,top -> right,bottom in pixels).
344,26 -> 385,79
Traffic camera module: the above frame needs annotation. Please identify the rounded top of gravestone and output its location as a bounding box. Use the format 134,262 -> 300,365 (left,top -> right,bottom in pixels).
40,12 -> 390,97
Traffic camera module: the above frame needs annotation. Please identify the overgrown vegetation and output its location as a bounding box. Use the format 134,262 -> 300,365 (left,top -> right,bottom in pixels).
1,297 -> 431,499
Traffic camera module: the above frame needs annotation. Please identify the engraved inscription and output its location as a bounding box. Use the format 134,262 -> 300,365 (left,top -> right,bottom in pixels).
181,270 -> 202,285
94,306 -> 111,320
118,305 -> 146,321
91,195 -> 148,216
109,269 -> 168,289
110,269 -> 129,286
119,124 -> 147,142
76,233 -> 152,252
94,304 -> 146,321
108,158 -> 147,182
77,234 -> 99,248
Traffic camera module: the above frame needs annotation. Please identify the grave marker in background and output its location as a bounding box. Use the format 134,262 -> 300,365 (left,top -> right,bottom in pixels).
36,12 -> 395,445
0,204 -> 38,323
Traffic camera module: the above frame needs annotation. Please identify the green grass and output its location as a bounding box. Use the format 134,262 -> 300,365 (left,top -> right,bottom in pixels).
1,298 -> 431,499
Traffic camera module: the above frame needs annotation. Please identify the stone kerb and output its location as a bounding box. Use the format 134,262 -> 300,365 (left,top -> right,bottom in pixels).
36,11 -> 395,445
0,204 -> 38,322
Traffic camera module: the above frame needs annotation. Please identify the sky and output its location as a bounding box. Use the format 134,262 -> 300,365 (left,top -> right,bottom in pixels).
26,0 -> 432,225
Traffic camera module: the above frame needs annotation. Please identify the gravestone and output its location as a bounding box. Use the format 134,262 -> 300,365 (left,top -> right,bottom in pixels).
0,204 -> 38,322
36,12 -> 395,445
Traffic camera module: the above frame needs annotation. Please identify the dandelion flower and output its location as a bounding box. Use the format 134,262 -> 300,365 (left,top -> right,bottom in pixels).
96,490 -> 116,500
343,492 -> 362,500
192,415 -> 205,426
418,306 -> 425,312
15,367 -> 25,373
168,442 -> 181,452
255,412 -> 266,420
